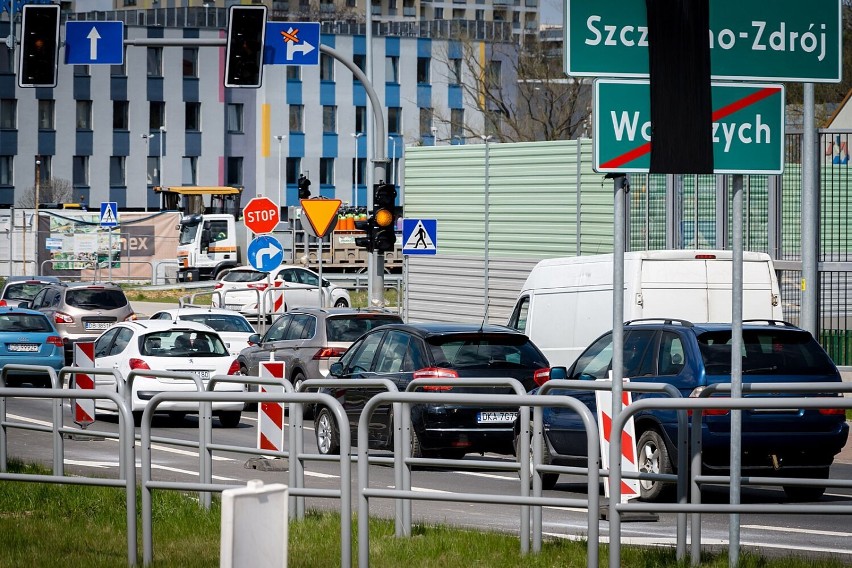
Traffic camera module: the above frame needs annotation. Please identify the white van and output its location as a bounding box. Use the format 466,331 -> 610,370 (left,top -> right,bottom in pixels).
506,250 -> 783,368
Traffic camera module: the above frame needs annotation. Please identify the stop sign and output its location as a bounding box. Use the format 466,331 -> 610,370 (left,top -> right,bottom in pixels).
243,196 -> 280,234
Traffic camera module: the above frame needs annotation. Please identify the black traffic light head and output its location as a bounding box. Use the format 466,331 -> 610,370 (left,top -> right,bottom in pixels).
224,5 -> 267,88
373,182 -> 397,212
372,183 -> 397,253
298,174 -> 312,199
18,5 -> 60,88
354,217 -> 374,252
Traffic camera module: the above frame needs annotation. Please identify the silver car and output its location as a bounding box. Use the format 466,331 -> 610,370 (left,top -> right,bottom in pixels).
236,307 -> 403,391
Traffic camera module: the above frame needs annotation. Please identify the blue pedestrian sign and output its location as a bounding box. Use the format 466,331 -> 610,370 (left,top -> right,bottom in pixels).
99,202 -> 118,227
263,22 -> 320,66
248,235 -> 284,272
402,218 -> 437,255
65,22 -> 124,65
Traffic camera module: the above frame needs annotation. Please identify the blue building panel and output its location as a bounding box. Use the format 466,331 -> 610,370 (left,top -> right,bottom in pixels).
417,38 -> 432,58
76,131 -> 93,156
108,187 -> 126,208
110,77 -> 128,101
322,133 -> 338,158
448,40 -> 463,59
353,35 -> 366,54
448,85 -> 463,109
385,83 -> 400,107
183,27 -> 199,39
0,188 -> 13,206
0,131 -> 17,156
147,78 -> 164,102
185,132 -> 202,156
353,83 -> 366,106
183,78 -> 199,102
385,37 -> 400,57
38,131 -> 55,157
417,85 -> 431,109
34,88 -> 53,100
320,33 -> 335,48
113,131 -> 130,156
0,75 -> 14,98
290,133 -> 305,156
286,80 -> 303,105
320,81 -> 336,106
147,27 -> 164,39
73,76 -> 91,101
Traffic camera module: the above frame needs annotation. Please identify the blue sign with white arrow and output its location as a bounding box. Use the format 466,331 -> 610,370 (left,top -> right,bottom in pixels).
263,22 -> 320,66
65,21 -> 124,65
99,201 -> 118,227
402,218 -> 437,255
248,235 -> 284,272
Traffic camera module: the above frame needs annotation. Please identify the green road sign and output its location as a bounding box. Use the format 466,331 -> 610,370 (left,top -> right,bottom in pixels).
566,0 -> 841,82
594,80 -> 785,174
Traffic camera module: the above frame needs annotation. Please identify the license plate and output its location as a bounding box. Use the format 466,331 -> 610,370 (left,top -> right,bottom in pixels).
225,304 -> 243,311
191,370 -> 211,380
477,411 -> 518,424
8,344 -> 39,352
84,322 -> 111,331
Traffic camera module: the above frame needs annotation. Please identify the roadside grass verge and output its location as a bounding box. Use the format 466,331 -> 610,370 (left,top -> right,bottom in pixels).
0,461 -> 845,568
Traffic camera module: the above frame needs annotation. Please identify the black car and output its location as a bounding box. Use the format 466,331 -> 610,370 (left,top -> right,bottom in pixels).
314,322 -> 551,459
520,319 -> 849,501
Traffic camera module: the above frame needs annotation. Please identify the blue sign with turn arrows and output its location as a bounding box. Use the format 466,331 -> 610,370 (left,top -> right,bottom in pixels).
65,21 -> 124,65
247,235 -> 284,272
263,22 -> 320,66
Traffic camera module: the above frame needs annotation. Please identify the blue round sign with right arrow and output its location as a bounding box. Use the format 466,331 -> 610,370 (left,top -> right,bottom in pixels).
247,235 -> 284,272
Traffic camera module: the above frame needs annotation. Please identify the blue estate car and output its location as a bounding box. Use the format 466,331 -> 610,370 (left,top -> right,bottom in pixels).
517,319 -> 850,501
0,307 -> 66,386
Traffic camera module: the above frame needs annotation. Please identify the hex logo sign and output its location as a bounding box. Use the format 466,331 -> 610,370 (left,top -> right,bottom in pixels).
243,196 -> 280,234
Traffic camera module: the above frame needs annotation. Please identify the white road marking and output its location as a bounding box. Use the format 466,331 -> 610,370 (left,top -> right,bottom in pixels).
742,524 -> 852,538
304,471 -> 340,479
455,471 -> 516,481
8,414 -> 52,427
65,459 -> 115,469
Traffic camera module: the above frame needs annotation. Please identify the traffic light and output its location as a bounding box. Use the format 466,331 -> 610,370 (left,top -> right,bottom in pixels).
18,5 -> 60,88
372,182 -> 397,253
354,216 -> 374,252
224,5 -> 267,88
298,174 -> 312,199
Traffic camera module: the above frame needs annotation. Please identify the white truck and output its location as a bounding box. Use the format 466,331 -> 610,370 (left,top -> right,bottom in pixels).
506,250 -> 784,368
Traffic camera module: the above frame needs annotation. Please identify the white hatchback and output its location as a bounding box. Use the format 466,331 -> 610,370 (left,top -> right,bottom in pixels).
147,307 -> 256,356
211,264 -> 351,319
90,320 -> 245,427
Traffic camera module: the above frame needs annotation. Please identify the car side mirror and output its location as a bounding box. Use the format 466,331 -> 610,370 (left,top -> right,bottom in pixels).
329,362 -> 343,376
549,366 -> 568,381
322,279 -> 330,287
248,333 -> 260,345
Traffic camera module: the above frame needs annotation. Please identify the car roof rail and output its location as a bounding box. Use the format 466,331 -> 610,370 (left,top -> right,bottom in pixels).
742,319 -> 798,328
624,318 -> 694,327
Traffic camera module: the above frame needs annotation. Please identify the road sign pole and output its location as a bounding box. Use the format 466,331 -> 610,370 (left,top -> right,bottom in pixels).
108,228 -> 112,282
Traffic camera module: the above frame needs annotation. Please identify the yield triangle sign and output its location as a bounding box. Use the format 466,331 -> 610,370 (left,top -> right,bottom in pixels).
300,199 -> 341,237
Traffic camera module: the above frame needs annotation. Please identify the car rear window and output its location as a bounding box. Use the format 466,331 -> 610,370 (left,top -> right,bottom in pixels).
0,313 -> 52,333
2,283 -> 49,301
325,315 -> 402,342
140,330 -> 228,357
181,314 -> 254,333
222,270 -> 267,283
427,334 -> 549,369
698,329 -> 837,376
65,288 -> 128,309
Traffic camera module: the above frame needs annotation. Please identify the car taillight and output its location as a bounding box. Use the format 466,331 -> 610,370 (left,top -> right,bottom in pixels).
533,367 -> 552,387
313,347 -> 347,360
129,358 -> 151,370
227,360 -> 241,375
215,283 -> 224,289
247,283 -> 269,291
413,367 -> 459,391
54,312 -> 74,324
694,254 -> 716,259
818,408 -> 846,416
125,313 -> 137,321
47,336 -> 63,347
0,300 -> 6,307
688,387 -> 729,416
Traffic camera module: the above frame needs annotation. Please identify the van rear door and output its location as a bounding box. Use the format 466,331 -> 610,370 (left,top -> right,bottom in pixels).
638,259 -> 711,321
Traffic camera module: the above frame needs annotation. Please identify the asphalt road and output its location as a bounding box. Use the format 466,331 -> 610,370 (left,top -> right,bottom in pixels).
4,394 -> 852,563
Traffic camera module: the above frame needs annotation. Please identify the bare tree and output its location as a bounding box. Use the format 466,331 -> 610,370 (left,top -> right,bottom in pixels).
16,178 -> 74,207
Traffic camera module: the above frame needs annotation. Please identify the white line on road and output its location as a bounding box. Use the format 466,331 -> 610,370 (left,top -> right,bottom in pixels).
455,471 -> 516,481
742,524 -> 852,538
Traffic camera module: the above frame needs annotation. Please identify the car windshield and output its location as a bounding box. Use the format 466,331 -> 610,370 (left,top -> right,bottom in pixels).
0,313 -> 52,333
65,288 -> 128,309
180,314 -> 254,333
325,315 -> 401,342
222,270 -> 267,283
427,334 -> 549,369
178,220 -> 200,245
2,283 -> 48,301
698,329 -> 837,375
139,330 -> 229,357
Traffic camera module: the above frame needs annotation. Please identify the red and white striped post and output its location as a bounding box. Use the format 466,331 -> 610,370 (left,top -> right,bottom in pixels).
72,342 -> 96,428
595,379 -> 640,501
271,281 -> 285,315
257,361 -> 286,452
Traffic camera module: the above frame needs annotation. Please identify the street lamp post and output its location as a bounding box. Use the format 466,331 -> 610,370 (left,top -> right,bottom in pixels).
159,126 -> 166,191
275,135 -> 285,211
351,132 -> 364,208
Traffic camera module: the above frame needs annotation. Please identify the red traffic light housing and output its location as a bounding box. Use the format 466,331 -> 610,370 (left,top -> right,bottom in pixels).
18,5 -> 60,88
224,5 -> 267,88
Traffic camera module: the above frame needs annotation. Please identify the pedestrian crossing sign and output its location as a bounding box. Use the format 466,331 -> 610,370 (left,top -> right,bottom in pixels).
402,218 -> 437,255
100,201 -> 118,227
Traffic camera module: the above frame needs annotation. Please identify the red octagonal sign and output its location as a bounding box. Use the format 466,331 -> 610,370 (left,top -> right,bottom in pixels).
243,196 -> 280,234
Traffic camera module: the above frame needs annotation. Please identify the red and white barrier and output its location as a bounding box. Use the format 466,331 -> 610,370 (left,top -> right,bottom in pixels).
271,281 -> 285,315
595,377 -> 640,502
72,342 -> 96,428
257,361 -> 286,453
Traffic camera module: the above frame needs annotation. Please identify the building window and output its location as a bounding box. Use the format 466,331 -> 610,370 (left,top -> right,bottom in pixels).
320,53 -> 334,81
355,106 -> 366,134
450,58 -> 462,85
0,99 -> 15,129
286,66 -> 301,81
147,47 -> 163,77
183,48 -> 198,78
435,7 -> 443,18
149,101 -> 165,130
73,156 -> 89,187
111,60 -> 126,76
352,157 -> 365,185
386,56 -> 399,83
182,157 -> 198,185
38,100 -> 55,130
286,157 -> 301,185
76,100 -> 93,130
227,104 -> 243,133
388,107 -> 402,135
74,65 -> 90,77
186,102 -> 201,131
109,156 -> 126,186
487,60 -> 502,88
0,156 -> 12,185
147,157 -> 157,186
417,57 -> 430,84
419,107 -> 433,137
289,104 -> 304,133
475,8 -> 484,20
36,156 -> 51,182
113,101 -> 129,130
227,157 -> 243,186
451,108 -> 464,140
319,157 -> 334,185
353,54 -> 366,74
322,106 -> 336,134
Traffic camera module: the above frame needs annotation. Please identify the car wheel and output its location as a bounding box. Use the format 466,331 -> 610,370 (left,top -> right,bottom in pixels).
637,429 -> 674,501
410,426 -> 425,459
334,298 -> 349,308
218,411 -> 241,428
315,407 -> 340,455
514,423 -> 558,490
783,467 -> 829,502
291,372 -> 313,419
